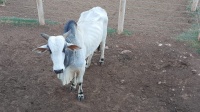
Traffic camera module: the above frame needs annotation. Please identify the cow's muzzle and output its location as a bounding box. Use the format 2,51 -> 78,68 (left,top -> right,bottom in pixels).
54,69 -> 63,74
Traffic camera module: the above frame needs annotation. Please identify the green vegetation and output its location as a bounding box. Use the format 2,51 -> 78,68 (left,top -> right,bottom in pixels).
107,27 -> 133,36
0,17 -> 59,26
107,27 -> 117,36
122,29 -> 133,36
176,24 -> 200,53
176,1 -> 200,53
0,17 -> 132,37
186,0 -> 200,17
0,0 -> 5,4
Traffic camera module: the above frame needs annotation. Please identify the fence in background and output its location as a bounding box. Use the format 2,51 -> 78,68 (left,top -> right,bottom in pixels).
122,0 -> 200,39
0,0 -> 200,39
36,0 -> 45,25
1,0 -> 127,34
191,0 -> 200,40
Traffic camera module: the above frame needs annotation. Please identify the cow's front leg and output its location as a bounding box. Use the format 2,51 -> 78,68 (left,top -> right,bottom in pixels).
78,83 -> 84,101
77,67 -> 85,101
70,74 -> 77,91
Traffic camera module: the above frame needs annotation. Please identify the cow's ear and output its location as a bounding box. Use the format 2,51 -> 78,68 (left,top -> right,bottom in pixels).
32,45 -> 48,54
66,43 -> 81,50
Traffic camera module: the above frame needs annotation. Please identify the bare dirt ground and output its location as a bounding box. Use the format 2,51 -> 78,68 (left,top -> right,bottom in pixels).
1,0 -> 200,112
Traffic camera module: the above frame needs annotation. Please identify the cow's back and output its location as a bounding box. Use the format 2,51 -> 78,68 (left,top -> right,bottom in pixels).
77,7 -> 108,58
78,7 -> 107,22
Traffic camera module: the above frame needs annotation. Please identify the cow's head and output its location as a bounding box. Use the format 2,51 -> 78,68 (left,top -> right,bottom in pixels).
33,30 -> 81,74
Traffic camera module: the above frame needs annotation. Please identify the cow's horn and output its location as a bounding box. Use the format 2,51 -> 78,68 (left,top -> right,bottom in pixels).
63,30 -> 71,38
40,33 -> 50,40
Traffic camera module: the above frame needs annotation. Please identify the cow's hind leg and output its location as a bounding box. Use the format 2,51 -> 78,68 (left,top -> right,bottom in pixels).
97,45 -> 101,52
99,41 -> 106,65
99,20 -> 107,65
86,53 -> 94,68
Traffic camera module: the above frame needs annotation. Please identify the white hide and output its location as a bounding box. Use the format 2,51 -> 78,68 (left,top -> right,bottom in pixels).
59,7 -> 108,85
78,7 -> 108,58
48,36 -> 66,71
34,7 -> 108,86
57,64 -> 85,85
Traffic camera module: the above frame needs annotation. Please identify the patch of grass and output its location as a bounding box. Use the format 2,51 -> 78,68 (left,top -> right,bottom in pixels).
122,29 -> 133,36
107,27 -> 117,36
176,24 -> 200,53
177,1 -> 200,53
0,17 -> 132,37
0,0 -> 5,4
186,0 -> 200,17
0,17 -> 59,26
107,27 -> 133,36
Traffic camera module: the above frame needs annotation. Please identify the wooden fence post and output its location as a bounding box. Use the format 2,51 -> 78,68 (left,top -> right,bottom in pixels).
118,0 -> 126,34
36,0 -> 45,25
191,0 -> 199,11
198,32 -> 200,41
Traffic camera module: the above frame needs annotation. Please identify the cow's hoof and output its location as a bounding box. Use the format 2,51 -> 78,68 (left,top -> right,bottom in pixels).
85,64 -> 90,68
78,93 -> 84,101
99,58 -> 104,65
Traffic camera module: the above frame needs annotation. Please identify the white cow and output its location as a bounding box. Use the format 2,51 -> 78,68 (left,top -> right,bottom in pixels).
33,7 -> 108,100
